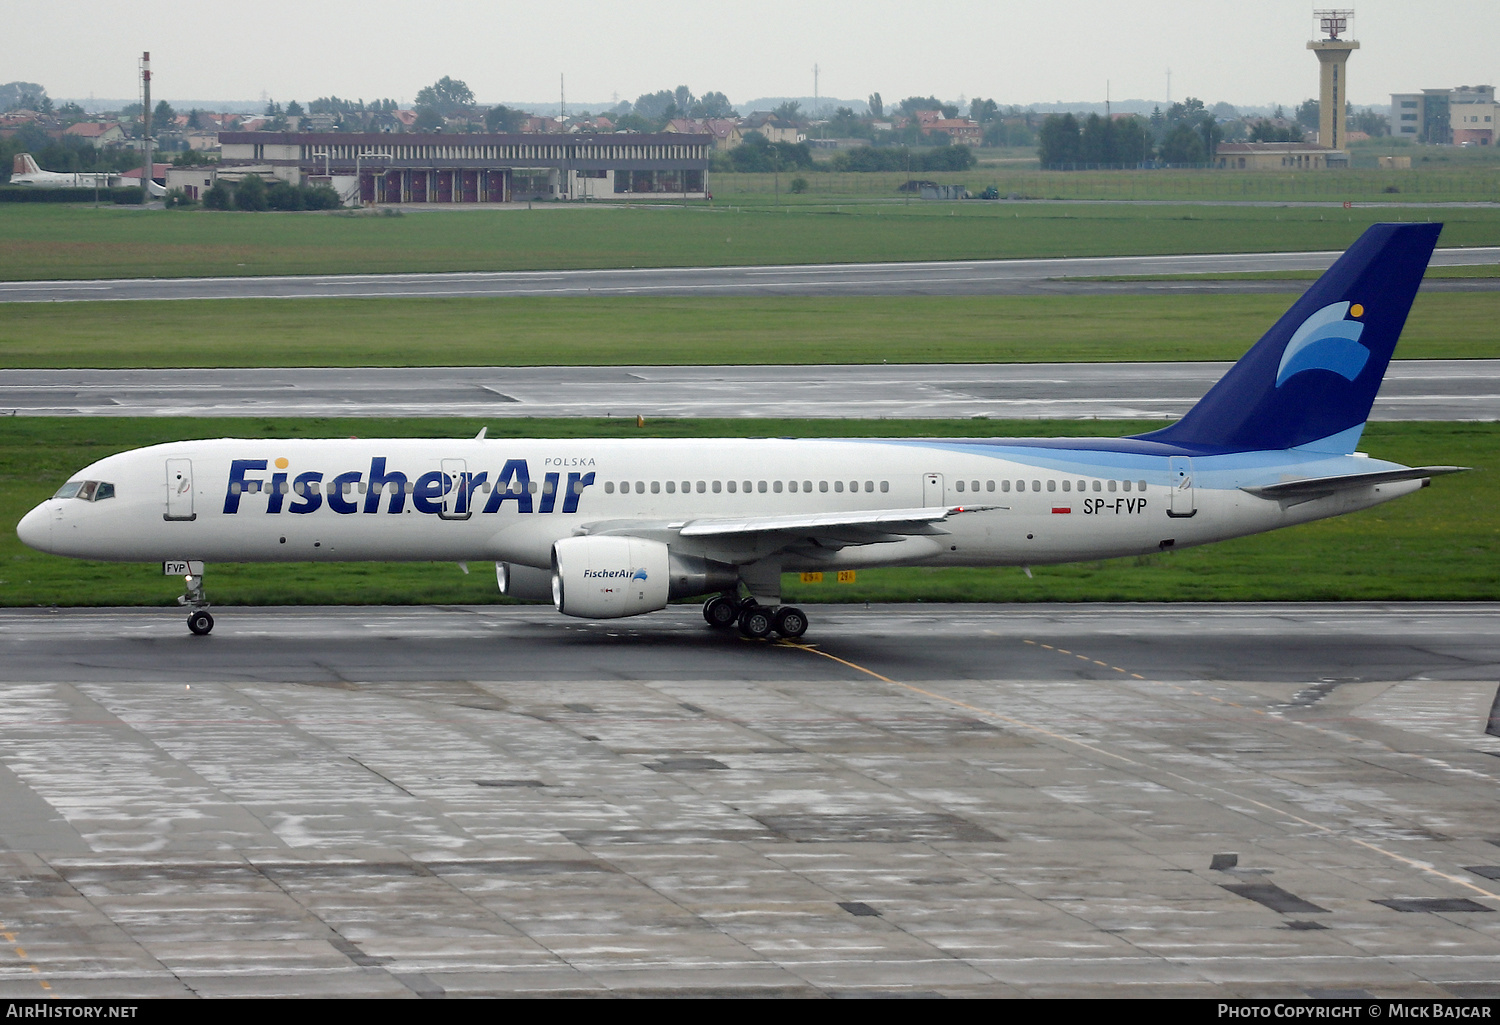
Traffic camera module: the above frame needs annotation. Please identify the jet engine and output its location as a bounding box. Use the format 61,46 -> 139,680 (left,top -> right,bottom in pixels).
496,562 -> 553,602
551,536 -> 671,619
550,536 -> 740,619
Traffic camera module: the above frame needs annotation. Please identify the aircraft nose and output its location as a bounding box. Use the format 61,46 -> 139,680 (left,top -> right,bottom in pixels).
16,503 -> 52,553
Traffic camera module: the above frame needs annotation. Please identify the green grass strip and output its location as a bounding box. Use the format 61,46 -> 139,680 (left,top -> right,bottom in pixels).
1,292 -> 1495,367
4,202 -> 1500,281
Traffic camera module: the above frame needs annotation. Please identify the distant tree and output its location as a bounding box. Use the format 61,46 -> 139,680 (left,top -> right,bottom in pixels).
694,91 -> 735,118
728,132 -> 812,172
234,173 -> 268,211
1211,102 -> 1239,119
414,76 -> 474,116
1249,119 -> 1303,143
1037,113 -> 1081,166
789,176 -> 808,194
414,107 -> 443,132
164,187 -> 194,208
265,180 -> 304,211
867,92 -> 883,119
152,99 -> 175,126
0,81 -> 47,111
485,104 -> 525,133
186,108 -> 203,129
673,85 -> 694,112
898,96 -> 957,119
285,100 -> 304,118
1352,107 -> 1389,137
1295,98 -> 1320,132
632,89 -> 676,125
202,180 -> 232,210
612,113 -> 654,133
57,101 -> 84,122
171,150 -> 216,166
263,99 -> 282,117
969,97 -> 999,124
772,100 -> 802,123
301,184 -> 342,210
1158,123 -> 1207,164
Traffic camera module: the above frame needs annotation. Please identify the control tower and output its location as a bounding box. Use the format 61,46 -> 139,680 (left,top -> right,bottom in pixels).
1307,10 -> 1359,151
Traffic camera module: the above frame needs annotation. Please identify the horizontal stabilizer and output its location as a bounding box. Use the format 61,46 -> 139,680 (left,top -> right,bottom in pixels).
678,505 -> 992,538
1241,466 -> 1468,500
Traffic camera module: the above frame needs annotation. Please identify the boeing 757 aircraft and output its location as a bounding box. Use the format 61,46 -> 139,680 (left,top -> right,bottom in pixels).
17,223 -> 1463,639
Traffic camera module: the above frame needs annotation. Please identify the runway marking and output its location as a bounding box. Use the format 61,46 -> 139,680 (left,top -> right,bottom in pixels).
0,922 -> 50,993
785,639 -> 1500,905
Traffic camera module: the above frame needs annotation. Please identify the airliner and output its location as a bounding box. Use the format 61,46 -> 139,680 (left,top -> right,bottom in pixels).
17,223 -> 1464,639
9,153 -> 120,190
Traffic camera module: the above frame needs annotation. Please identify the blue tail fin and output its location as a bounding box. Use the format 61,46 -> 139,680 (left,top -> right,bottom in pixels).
1132,222 -> 1441,453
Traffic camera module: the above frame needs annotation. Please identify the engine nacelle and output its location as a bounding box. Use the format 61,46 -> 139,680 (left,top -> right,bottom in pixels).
496,562 -> 553,602
551,536 -> 671,619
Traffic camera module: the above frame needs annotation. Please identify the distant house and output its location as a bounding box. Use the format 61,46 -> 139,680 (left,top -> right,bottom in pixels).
62,121 -> 126,146
665,117 -> 742,150
921,118 -> 982,145
741,113 -> 803,144
1214,142 -> 1343,170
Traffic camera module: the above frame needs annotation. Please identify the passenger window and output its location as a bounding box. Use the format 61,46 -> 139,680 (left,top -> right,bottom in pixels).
727,481 -> 737,493
681,481 -> 690,493
1062,481 -> 1070,492
698,481 -> 707,494
787,481 -> 796,493
987,480 -> 995,492
819,481 -> 828,493
743,481 -> 752,493
956,480 -> 965,493
1047,480 -> 1056,492
865,481 -> 873,492
970,480 -> 978,492
835,481 -> 844,493
1122,480 -> 1131,492
1138,481 -> 1147,491
1092,481 -> 1101,492
712,481 -> 721,493
666,481 -> 676,494
850,481 -> 858,492
572,480 -> 584,495
758,481 -> 767,493
651,481 -> 661,494
1001,480 -> 1010,493
635,481 -> 645,494
1108,480 -> 1117,493
605,481 -> 614,494
1032,480 -> 1041,492
773,481 -> 783,493
803,480 -> 812,492
881,481 -> 890,493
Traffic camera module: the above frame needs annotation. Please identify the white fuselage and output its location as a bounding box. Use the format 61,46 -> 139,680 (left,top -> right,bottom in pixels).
17,436 -> 1422,572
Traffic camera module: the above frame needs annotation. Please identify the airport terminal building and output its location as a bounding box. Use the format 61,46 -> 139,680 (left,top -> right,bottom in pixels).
215,131 -> 712,204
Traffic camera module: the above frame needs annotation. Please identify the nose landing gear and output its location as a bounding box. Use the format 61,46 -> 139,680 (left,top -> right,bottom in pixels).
177,571 -> 213,636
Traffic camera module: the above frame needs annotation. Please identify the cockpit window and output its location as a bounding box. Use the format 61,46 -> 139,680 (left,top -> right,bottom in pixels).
52,480 -> 114,502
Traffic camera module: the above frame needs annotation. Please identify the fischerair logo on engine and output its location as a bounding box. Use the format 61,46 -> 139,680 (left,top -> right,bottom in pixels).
1275,301 -> 1369,387
583,568 -> 648,580
221,457 -> 596,516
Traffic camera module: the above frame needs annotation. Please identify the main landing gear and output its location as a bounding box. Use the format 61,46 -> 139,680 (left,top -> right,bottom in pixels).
177,570 -> 214,636
702,595 -> 808,640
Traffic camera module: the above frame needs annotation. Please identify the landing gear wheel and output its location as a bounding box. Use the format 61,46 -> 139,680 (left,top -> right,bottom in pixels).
703,595 -> 739,629
187,610 -> 214,636
738,605 -> 773,639
772,606 -> 808,639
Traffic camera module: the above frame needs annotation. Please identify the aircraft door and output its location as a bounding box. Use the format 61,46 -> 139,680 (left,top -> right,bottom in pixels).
440,459 -> 471,520
1167,456 -> 1197,518
923,473 -> 945,507
164,458 -> 196,521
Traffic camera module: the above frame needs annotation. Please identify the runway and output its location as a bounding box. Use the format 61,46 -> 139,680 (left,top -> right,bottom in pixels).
2,248 -> 1497,303
2,603 -> 1498,997
2,359 -> 1495,420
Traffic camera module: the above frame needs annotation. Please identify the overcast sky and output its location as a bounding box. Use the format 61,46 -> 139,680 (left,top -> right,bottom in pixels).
3,0 -> 1493,111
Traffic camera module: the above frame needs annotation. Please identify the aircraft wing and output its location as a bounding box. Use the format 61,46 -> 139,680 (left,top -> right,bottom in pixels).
678,504 -> 995,538
1241,466 -> 1468,501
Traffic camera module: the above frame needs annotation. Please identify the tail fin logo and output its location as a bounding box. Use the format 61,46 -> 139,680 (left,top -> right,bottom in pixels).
1275,301 -> 1368,387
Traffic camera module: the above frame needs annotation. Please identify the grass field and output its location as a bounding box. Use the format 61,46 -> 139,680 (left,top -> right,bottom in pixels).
712,165 -> 1500,204
0,417 -> 1492,609
1,291 -> 1494,368
3,201 -> 1498,282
